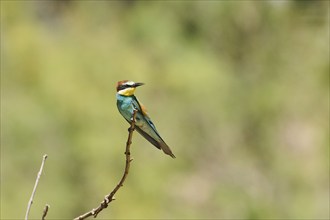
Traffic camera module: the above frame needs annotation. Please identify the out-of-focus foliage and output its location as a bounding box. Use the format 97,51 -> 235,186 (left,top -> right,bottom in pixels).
1,1 -> 329,219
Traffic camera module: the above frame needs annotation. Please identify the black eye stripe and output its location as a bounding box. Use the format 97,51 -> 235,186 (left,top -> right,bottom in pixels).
118,84 -> 133,90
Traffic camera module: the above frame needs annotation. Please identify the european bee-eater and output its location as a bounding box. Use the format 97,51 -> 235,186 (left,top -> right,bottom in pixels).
116,80 -> 175,158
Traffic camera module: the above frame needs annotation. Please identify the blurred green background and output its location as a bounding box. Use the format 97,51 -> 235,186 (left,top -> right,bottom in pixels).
1,1 -> 329,219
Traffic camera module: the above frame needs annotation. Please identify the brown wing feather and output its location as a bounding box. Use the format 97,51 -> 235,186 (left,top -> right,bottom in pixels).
139,102 -> 148,116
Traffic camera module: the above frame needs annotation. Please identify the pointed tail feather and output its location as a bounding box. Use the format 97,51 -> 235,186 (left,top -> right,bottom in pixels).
135,127 -> 175,158
159,142 -> 176,158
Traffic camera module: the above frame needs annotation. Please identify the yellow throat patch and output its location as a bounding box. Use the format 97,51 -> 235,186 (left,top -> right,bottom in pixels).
118,87 -> 136,96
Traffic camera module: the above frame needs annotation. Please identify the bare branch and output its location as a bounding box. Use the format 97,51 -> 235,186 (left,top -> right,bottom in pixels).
41,204 -> 50,220
74,109 -> 138,220
25,154 -> 48,220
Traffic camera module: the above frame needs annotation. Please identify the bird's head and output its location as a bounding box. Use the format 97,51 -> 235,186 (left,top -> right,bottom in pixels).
116,80 -> 144,96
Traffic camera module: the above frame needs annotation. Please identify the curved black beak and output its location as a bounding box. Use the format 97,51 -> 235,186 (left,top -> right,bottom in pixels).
134,82 -> 144,87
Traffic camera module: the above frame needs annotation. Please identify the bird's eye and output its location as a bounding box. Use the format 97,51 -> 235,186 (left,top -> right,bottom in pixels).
118,84 -> 131,90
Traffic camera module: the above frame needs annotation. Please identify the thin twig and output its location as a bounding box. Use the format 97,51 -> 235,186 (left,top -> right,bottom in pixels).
74,109 -> 138,220
25,154 -> 48,220
41,204 -> 50,220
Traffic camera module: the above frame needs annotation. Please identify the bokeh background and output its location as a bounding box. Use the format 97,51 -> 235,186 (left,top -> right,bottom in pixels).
1,1 -> 329,219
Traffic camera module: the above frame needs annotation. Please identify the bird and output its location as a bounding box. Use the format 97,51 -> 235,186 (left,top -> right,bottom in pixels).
116,80 -> 175,158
